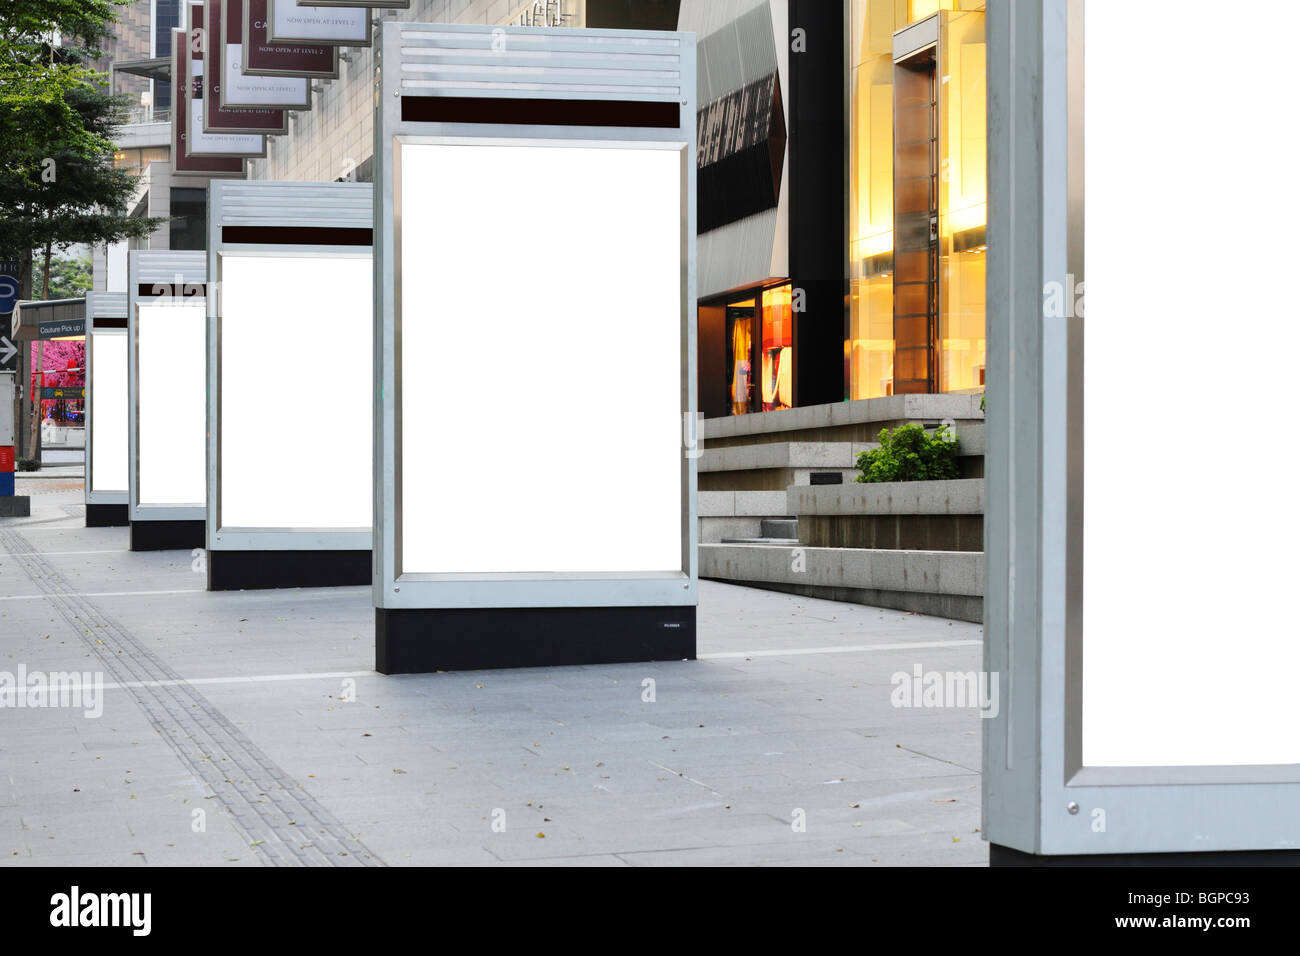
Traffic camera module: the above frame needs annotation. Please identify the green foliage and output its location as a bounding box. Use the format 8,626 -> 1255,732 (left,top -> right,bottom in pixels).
0,1 -> 163,290
854,423 -> 959,483
18,459 -> 41,472
980,393 -> 985,413
31,255 -> 91,300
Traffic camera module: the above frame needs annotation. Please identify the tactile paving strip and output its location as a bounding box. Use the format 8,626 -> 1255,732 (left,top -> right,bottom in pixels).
0,527 -> 385,867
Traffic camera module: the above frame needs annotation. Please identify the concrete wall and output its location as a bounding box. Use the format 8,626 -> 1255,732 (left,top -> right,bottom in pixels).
700,542 -> 984,622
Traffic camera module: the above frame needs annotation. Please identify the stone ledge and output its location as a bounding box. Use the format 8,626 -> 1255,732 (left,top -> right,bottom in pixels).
788,478 -> 985,516
698,490 -> 791,517
700,394 -> 984,440
700,543 -> 983,596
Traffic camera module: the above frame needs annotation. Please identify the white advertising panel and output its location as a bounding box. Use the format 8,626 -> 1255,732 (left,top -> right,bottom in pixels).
89,332 -> 128,494
137,303 -> 207,507
1081,3 -> 1300,767
397,141 -> 683,575
219,254 -> 372,529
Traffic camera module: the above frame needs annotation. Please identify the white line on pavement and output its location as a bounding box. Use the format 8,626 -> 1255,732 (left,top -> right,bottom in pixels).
65,643 -> 981,692
698,639 -> 980,659
0,588 -> 206,603
8,549 -> 131,557
98,670 -> 375,691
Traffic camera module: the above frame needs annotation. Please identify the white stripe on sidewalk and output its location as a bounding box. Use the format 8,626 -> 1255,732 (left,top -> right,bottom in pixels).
10,549 -> 131,557
699,639 -> 979,659
0,588 -> 206,603
99,670 -> 375,691
73,643 -> 981,691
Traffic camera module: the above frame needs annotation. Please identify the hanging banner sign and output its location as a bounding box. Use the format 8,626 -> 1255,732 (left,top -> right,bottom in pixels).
265,0 -> 370,47
183,2 -> 266,156
307,0 -> 408,8
201,0 -> 288,133
171,39 -> 246,176
221,0 -> 313,106
233,0 -> 338,79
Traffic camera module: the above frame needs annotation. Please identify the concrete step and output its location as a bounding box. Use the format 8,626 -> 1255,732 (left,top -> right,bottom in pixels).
719,537 -> 799,545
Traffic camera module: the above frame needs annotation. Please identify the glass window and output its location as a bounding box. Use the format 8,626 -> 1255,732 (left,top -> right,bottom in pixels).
848,0 -> 986,399
168,187 -> 207,251
725,298 -> 755,415
937,9 -> 987,393
761,285 -> 792,411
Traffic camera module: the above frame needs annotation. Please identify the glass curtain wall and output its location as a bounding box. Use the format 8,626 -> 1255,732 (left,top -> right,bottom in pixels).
849,0 -> 986,399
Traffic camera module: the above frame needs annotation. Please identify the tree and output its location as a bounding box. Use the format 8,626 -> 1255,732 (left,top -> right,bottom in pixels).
31,254 -> 92,300
0,1 -> 165,298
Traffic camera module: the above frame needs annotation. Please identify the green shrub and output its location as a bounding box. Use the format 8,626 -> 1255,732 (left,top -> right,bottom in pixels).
17,458 -> 40,472
854,423 -> 959,483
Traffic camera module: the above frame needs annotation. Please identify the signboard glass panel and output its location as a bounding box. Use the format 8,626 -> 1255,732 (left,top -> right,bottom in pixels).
219,254 -> 373,529
137,303 -> 207,507
1080,2 -> 1300,768
397,141 -> 683,574
90,332 -> 128,494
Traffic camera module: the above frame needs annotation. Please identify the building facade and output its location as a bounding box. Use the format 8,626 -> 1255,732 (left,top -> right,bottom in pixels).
687,0 -> 987,419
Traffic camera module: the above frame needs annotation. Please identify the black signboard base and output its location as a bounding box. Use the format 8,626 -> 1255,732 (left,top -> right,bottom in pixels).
375,605 -> 697,674
86,503 -> 129,527
990,843 -> 1300,866
129,519 -> 205,551
0,495 -> 31,518
207,549 -> 370,591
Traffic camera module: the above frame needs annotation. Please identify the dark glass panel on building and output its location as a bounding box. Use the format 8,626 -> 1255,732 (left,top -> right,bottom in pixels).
169,187 -> 208,251
153,0 -> 180,111
697,305 -> 728,420
585,0 -> 681,30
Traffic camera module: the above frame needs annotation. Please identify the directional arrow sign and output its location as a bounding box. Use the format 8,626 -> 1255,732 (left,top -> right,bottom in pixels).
0,335 -> 18,370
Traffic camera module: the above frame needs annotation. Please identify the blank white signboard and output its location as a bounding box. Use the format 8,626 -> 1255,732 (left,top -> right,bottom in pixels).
399,141 -> 683,575
1082,1 -> 1300,766
138,303 -> 207,507
219,254 -> 372,528
90,332 -> 128,493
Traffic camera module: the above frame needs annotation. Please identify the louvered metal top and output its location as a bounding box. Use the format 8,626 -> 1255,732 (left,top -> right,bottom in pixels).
391,23 -> 689,102
129,250 -> 207,287
86,291 -> 127,320
210,180 -> 372,230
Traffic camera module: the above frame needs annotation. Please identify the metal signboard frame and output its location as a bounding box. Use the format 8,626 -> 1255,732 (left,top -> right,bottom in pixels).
205,179 -> 374,590
372,22 -> 697,673
84,291 -> 130,526
983,0 -> 1300,862
127,250 -> 209,552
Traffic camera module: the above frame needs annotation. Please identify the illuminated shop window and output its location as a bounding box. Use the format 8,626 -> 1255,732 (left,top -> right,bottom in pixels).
726,298 -> 755,415
761,285 -> 793,411
848,0 -> 986,399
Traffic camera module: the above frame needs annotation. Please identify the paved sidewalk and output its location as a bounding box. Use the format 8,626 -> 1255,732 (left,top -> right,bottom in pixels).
0,479 -> 987,866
